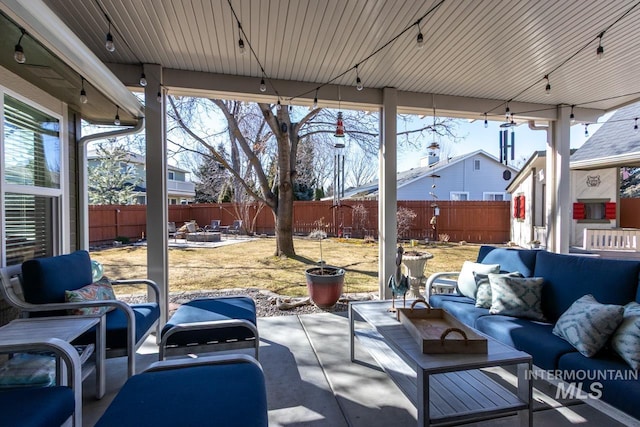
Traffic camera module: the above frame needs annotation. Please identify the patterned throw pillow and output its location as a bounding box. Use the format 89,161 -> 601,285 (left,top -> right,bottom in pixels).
474,271 -> 523,308
65,277 -> 116,315
552,294 -> 624,358
611,302 -> 640,369
488,274 -> 545,320
456,261 -> 500,299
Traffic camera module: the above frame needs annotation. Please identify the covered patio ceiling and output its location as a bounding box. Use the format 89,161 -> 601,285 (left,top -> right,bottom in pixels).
5,0 -> 640,124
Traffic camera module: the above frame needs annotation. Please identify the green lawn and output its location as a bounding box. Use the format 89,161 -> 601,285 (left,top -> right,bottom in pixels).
90,237 -> 481,297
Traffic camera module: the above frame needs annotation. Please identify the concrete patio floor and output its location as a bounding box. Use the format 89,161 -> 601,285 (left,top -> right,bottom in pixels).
82,312 -> 636,426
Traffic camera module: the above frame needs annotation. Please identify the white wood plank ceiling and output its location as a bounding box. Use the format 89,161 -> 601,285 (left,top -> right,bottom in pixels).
41,0 -> 640,119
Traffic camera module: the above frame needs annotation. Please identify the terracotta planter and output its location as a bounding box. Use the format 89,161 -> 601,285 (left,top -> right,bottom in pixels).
305,266 -> 345,308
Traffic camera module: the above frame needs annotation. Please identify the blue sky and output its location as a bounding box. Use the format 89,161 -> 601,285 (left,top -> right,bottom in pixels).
397,116 -> 608,172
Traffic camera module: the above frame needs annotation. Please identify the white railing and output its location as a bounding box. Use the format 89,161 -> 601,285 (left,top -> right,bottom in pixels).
583,228 -> 640,252
167,179 -> 195,193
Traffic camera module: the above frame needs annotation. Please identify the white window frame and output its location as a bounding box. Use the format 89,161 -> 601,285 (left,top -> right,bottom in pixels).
450,191 -> 469,201
483,192 -> 506,201
0,87 -> 67,265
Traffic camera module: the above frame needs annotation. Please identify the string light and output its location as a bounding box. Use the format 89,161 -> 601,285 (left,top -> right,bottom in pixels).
355,65 -> 363,91
13,29 -> 26,64
105,21 -> 115,52
313,89 -> 318,109
484,113 -> 488,128
505,102 -> 511,121
276,99 -> 282,111
596,32 -> 605,60
259,78 -> 266,92
139,67 -> 147,87
544,75 -> 551,95
635,118 -> 638,133
584,124 -> 589,137
80,78 -> 88,104
156,87 -> 162,103
114,106 -> 120,126
570,105 -> 575,123
237,22 -> 245,54
416,21 -> 425,49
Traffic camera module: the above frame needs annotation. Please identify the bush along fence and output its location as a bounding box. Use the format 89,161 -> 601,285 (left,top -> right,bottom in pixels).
89,200 -> 511,246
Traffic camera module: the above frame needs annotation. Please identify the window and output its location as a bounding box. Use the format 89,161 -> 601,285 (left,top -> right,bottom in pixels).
483,192 -> 505,201
573,200 -> 615,221
450,191 -> 469,201
474,159 -> 481,170
3,94 -> 62,265
168,171 -> 175,180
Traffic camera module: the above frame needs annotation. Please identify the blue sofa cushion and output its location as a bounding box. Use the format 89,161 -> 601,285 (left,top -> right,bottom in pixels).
558,352 -> 640,420
162,297 -> 257,346
476,246 -> 538,277
433,297 -> 490,328
96,361 -> 268,427
429,294 -> 474,308
0,386 -> 74,427
534,251 -> 640,322
21,250 -> 92,304
74,302 -> 159,349
475,315 -> 576,370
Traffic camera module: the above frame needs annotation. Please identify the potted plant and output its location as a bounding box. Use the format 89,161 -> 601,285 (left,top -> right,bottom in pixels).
305,222 -> 345,309
529,239 -> 541,249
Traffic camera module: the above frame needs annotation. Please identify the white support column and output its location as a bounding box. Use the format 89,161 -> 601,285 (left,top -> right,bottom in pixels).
548,105 -> 571,254
379,88 -> 398,299
144,64 -> 169,327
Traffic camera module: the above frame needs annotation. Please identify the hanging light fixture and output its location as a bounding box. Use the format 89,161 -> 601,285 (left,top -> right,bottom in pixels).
79,78 -> 88,104
570,105 -> 576,123
484,113 -> 488,128
312,89 -> 319,109
416,21 -> 425,49
584,124 -> 589,137
105,21 -> 115,52
596,32 -> 604,60
544,75 -> 551,95
634,118 -> 639,133
139,67 -> 147,87
156,86 -> 162,103
505,102 -> 511,121
259,78 -> 267,92
355,65 -> 363,91
276,99 -> 282,111
14,29 -> 26,64
114,106 -> 121,126
237,22 -> 246,54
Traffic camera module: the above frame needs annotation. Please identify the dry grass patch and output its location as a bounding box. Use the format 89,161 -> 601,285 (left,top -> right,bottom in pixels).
90,237 -> 480,297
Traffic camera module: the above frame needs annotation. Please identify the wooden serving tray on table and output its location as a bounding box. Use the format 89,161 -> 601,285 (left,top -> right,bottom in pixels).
396,300 -> 488,354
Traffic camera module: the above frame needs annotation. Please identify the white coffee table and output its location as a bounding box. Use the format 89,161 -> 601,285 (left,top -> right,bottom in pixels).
349,300 -> 532,426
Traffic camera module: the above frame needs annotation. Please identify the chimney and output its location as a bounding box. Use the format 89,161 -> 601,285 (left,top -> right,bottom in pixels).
419,154 -> 440,167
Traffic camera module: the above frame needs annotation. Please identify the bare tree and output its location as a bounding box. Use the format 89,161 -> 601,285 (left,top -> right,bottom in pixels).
346,148 -> 377,188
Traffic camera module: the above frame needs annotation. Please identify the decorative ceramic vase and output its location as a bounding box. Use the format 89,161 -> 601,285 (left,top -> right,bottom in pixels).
401,251 -> 433,299
305,266 -> 345,308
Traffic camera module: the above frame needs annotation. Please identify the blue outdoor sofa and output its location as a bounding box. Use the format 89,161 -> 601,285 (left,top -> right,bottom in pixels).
427,245 -> 640,420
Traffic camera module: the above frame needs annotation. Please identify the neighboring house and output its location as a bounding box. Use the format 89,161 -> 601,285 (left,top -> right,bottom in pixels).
508,102 -> 640,249
342,150 -> 518,201
87,150 -> 196,205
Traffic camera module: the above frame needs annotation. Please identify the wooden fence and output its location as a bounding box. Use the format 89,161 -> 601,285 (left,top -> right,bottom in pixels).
89,200 -> 511,246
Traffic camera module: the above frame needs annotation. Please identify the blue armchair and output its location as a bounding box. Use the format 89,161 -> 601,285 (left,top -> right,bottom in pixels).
0,250 -> 161,377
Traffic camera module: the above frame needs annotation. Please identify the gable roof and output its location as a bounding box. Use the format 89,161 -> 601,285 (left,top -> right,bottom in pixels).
342,149 -> 517,199
571,102 -> 640,169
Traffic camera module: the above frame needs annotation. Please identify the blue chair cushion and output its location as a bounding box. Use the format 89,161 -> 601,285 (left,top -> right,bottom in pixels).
0,386 -> 74,427
534,251 -> 640,322
75,303 -> 160,349
162,297 -> 257,346
558,351 -> 640,420
96,361 -> 268,427
475,315 -> 576,370
476,246 -> 538,277
21,250 -> 92,304
429,294 -> 474,308
428,295 -> 490,328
